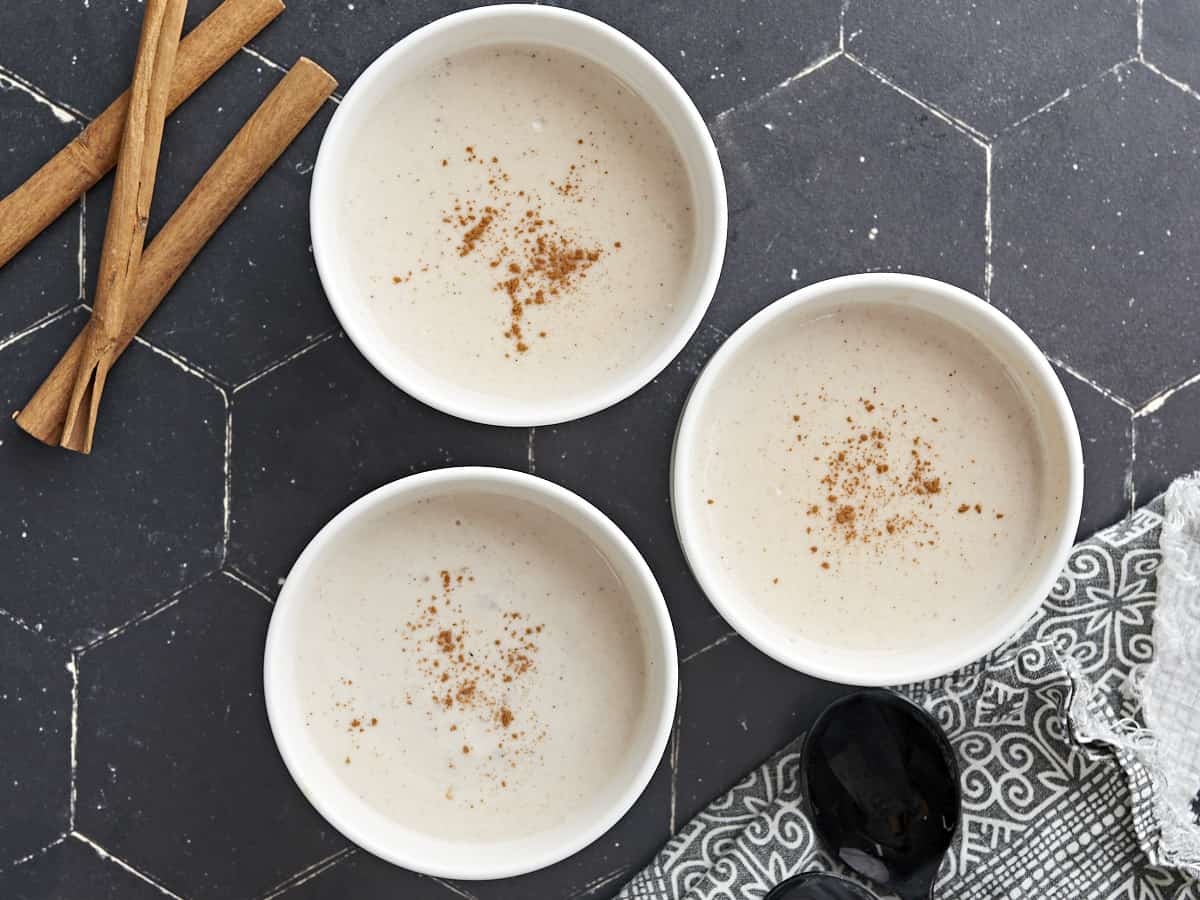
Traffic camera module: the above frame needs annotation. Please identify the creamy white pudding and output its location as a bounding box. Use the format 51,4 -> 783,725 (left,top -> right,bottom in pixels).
686,302 -> 1066,655
337,45 -> 696,407
292,490 -> 649,843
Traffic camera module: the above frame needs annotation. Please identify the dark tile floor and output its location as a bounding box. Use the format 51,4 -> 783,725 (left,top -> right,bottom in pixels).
1,2 -> 1198,898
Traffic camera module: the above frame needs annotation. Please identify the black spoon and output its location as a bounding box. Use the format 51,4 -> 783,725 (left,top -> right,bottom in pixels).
765,689 -> 961,900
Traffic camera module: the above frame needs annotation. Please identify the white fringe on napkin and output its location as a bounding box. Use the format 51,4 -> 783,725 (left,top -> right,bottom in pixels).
1144,473 -> 1200,872
1065,472 -> 1200,877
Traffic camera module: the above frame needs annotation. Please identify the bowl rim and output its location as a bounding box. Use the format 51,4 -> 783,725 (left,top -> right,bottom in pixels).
263,466 -> 679,879
670,273 -> 1085,686
309,3 -> 728,427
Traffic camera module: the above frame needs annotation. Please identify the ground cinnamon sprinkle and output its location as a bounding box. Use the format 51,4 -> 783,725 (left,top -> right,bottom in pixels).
458,213 -> 494,256
423,145 -> 619,356
792,388 -> 1004,569
367,564 -> 550,794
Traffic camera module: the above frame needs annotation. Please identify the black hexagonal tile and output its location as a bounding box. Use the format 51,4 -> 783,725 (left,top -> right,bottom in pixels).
1144,0 -> 1200,92
535,324 -> 731,658
556,0 -> 840,117
845,0 -> 1134,138
82,53 -> 338,387
76,573 -> 346,900
229,0 -> 489,96
708,54 -> 987,337
186,0 -> 839,121
0,82 -> 80,338
1134,379 -> 1200,505
673,635 -> 851,830
992,63 -> 1200,407
0,0 -> 144,120
1053,364 -> 1134,538
227,334 -> 528,592
278,851 -> 466,900
0,620 -> 69,865
0,837 -> 169,900
0,311 -> 224,647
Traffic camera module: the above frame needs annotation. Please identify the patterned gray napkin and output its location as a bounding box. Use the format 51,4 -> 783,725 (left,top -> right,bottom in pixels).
620,480 -> 1200,900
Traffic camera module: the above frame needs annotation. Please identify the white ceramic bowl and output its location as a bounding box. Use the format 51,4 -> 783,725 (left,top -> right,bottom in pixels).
671,274 -> 1084,686
264,467 -> 677,879
310,5 -> 727,427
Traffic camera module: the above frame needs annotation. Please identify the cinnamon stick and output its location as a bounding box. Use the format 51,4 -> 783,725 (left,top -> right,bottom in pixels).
59,0 -> 188,454
0,0 -> 284,271
15,59 -> 337,447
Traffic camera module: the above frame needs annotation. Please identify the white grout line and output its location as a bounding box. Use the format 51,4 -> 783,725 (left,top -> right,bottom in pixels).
75,574 -> 211,654
1137,0 -> 1145,61
0,604 -> 57,643
238,45 -> 344,104
1136,368 -> 1200,417
983,144 -> 993,301
431,877 -> 481,899
573,865 -> 634,898
256,846 -> 357,899
68,654 -> 79,830
843,52 -> 990,147
527,427 -> 536,473
77,194 -> 87,301
1044,354 -> 1137,411
3,834 -> 68,871
681,630 -> 737,664
0,304 -> 77,354
70,832 -> 185,900
668,679 -> 683,834
1127,415 -> 1138,512
837,0 -> 847,52
231,331 -> 339,394
0,64 -> 85,124
711,50 -> 843,125
239,44 -> 290,75
1140,58 -> 1200,104
221,568 -> 274,605
1002,59 -> 1132,135
1004,84 -> 1075,134
130,334 -> 227,390
222,400 -> 233,566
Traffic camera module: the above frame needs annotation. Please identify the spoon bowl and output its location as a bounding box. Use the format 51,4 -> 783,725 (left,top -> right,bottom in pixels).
799,689 -> 960,900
